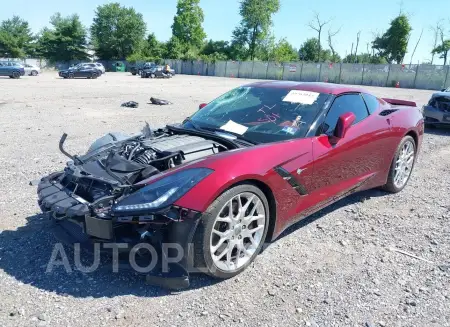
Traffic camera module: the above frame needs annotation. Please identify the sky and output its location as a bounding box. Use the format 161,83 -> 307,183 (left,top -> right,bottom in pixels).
1,0 -> 450,64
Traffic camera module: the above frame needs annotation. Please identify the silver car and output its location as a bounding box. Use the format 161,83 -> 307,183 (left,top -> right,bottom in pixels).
93,62 -> 106,74
24,64 -> 40,76
423,87 -> 450,127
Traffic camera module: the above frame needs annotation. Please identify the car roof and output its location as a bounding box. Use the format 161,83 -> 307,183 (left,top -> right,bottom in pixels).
244,81 -> 369,95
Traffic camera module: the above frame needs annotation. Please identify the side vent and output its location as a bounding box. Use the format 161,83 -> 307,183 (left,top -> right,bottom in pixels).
379,109 -> 399,116
273,166 -> 308,196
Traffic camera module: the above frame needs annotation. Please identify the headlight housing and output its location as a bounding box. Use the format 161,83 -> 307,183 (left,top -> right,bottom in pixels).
111,168 -> 213,215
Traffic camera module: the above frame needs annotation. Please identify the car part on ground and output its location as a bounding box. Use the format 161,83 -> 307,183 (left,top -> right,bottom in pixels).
33,81 -> 424,289
121,101 -> 139,108
150,97 -> 172,105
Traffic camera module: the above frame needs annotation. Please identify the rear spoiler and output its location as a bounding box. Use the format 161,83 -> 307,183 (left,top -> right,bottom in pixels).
382,98 -> 417,107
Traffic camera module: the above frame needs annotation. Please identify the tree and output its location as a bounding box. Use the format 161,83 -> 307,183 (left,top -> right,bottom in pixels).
307,12 -> 332,62
409,28 -> 423,66
164,36 -> 184,59
201,40 -> 231,59
91,3 -> 146,60
372,14 -> 412,64
272,38 -> 298,62
0,16 -> 34,58
327,27 -> 341,63
255,33 -> 276,61
430,21 -> 444,64
298,38 -> 330,62
37,13 -> 89,62
353,31 -> 361,63
432,40 -> 450,66
171,0 -> 206,54
343,53 -> 387,64
142,33 -> 164,59
231,0 -> 280,60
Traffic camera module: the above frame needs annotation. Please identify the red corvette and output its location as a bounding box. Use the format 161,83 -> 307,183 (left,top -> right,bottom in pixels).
36,81 -> 424,289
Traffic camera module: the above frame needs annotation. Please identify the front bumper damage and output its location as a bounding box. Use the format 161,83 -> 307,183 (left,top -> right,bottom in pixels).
36,173 -> 202,290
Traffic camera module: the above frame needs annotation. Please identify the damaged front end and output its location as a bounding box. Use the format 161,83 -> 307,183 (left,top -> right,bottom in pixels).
35,125 -> 229,289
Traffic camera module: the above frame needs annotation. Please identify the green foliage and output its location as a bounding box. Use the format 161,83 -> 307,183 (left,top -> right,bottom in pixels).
373,15 -> 412,64
201,40 -> 231,59
91,3 -> 146,60
343,53 -> 387,64
37,13 -> 89,62
299,38 -> 330,62
172,0 -> 206,54
432,40 -> 450,66
231,0 -> 280,60
164,36 -> 184,59
0,16 -> 34,58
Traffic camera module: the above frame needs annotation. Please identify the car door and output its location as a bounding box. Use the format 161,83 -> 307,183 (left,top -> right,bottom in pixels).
0,63 -> 5,76
307,93 -> 391,209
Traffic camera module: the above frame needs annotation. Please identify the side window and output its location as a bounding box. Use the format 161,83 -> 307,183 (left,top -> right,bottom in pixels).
322,94 -> 369,134
362,93 -> 381,114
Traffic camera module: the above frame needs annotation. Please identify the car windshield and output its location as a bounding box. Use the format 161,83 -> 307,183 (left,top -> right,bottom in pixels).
186,86 -> 330,144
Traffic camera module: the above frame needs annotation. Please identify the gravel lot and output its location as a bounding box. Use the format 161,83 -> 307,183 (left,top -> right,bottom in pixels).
0,72 -> 449,327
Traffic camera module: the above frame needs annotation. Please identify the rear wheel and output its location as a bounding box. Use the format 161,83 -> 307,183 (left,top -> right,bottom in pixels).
150,73 -> 156,78
193,184 -> 269,279
91,72 -> 98,79
31,70 -> 38,76
383,135 -> 416,193
11,71 -> 20,79
68,73 -> 74,79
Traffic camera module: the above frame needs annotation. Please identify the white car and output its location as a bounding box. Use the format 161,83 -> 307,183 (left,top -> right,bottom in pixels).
24,64 -> 40,76
93,62 -> 106,74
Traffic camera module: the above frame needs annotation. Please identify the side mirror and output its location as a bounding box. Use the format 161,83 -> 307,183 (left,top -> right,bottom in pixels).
199,103 -> 207,110
332,112 -> 356,141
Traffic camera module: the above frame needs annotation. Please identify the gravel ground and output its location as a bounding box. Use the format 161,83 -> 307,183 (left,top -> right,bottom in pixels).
0,73 -> 449,327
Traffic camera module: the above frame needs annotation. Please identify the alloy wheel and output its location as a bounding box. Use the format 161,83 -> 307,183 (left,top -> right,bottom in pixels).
210,192 -> 266,272
394,140 -> 415,188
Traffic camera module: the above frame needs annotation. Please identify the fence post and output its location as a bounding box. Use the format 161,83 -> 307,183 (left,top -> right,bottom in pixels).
413,64 -> 420,89
338,63 -> 342,84
385,64 -> 391,87
265,61 -> 270,79
318,63 -> 322,82
299,62 -> 304,81
237,61 -> 241,78
251,60 -> 255,78
361,64 -> 365,85
225,61 -> 228,77
443,65 -> 450,89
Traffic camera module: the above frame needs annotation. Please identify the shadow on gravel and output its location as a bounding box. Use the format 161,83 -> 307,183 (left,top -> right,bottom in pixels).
0,189 -> 387,298
0,214 -> 219,298
424,125 -> 450,136
274,188 -> 388,242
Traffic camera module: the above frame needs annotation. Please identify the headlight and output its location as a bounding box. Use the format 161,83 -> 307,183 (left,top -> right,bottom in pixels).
111,168 -> 213,214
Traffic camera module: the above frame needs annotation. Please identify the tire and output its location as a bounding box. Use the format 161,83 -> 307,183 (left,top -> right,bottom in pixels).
382,135 -> 417,193
31,70 -> 38,76
132,72 -> 136,76
150,73 -> 155,79
192,184 -> 270,279
12,71 -> 20,79
91,72 -> 98,79
68,73 -> 74,79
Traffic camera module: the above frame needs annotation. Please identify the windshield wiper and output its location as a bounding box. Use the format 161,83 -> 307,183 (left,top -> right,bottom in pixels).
200,127 -> 258,145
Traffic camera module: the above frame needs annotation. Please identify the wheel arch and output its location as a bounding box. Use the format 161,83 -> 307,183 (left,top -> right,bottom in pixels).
405,129 -> 418,148
218,178 -> 278,243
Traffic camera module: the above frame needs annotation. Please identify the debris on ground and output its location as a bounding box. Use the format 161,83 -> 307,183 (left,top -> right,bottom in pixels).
149,97 -> 172,105
121,101 -> 139,108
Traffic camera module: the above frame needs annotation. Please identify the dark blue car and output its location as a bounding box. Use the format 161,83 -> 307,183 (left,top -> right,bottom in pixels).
0,61 -> 25,79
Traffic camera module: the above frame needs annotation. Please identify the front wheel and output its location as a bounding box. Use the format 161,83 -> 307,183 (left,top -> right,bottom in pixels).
192,184 -> 269,279
91,72 -> 98,79
31,70 -> 38,76
11,71 -> 20,79
383,135 -> 417,193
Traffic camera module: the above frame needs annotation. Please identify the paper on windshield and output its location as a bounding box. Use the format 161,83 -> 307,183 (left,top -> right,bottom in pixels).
220,120 -> 248,135
282,90 -> 320,105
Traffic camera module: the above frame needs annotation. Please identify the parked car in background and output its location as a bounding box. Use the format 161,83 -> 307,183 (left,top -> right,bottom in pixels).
130,62 -> 155,75
423,87 -> 450,127
24,64 -> 40,76
141,65 -> 175,78
78,63 -> 103,75
58,64 -> 100,79
0,61 -> 25,78
93,62 -> 106,74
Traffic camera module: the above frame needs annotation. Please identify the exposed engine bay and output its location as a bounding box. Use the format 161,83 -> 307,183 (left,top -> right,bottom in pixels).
52,124 -> 230,205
